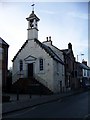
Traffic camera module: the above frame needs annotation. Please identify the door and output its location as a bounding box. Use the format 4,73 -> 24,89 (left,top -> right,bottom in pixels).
28,63 -> 33,77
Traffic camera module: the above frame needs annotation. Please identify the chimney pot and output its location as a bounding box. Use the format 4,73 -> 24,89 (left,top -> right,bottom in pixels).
49,36 -> 51,41
46,37 -> 48,41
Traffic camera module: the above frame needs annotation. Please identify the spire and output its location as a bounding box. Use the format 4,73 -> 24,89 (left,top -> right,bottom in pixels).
26,4 -> 40,40
31,3 -> 35,12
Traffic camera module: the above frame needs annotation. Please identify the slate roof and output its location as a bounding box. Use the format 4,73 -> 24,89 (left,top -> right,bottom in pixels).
0,37 -> 9,46
34,39 -> 64,64
61,48 -> 75,62
61,49 -> 71,55
61,49 -> 68,53
26,11 -> 40,21
12,38 -> 64,65
12,40 -> 28,62
79,62 -> 90,70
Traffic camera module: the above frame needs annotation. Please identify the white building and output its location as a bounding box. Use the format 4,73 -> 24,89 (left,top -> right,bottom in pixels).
12,10 -> 65,93
82,63 -> 90,86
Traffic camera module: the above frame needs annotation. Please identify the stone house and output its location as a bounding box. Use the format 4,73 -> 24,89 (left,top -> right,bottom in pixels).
75,60 -> 90,88
12,10 -> 65,94
61,43 -> 77,91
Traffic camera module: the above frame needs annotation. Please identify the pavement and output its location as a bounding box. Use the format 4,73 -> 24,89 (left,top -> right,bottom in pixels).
2,89 -> 86,115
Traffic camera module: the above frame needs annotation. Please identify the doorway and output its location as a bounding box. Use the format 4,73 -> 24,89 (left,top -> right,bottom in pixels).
28,63 -> 33,78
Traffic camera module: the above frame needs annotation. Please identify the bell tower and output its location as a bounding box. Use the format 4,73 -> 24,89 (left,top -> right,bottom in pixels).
26,4 -> 40,40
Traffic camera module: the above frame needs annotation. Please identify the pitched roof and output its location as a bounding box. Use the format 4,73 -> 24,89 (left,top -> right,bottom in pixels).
61,48 -> 75,62
61,49 -> 71,55
12,40 -> 28,62
12,38 -> 64,65
0,37 -> 9,46
26,11 -> 40,21
77,62 -> 90,70
34,39 -> 64,65
61,49 -> 68,53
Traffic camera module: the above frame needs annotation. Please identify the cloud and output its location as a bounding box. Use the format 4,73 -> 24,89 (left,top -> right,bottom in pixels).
68,11 -> 88,20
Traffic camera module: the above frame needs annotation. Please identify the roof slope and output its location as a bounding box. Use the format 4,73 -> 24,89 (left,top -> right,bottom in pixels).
12,40 -> 28,62
61,49 -> 68,53
34,39 -> 64,65
61,49 -> 72,55
12,38 -> 64,65
26,11 -> 40,21
78,62 -> 90,70
0,37 -> 9,46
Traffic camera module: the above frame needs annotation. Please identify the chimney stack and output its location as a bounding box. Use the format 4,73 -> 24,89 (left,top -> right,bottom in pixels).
82,60 -> 87,66
68,43 -> 72,50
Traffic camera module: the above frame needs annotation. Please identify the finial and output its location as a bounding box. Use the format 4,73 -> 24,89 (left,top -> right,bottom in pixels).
31,3 -> 35,12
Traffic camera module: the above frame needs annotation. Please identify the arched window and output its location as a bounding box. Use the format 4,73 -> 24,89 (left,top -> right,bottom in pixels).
19,60 -> 23,71
39,58 -> 43,71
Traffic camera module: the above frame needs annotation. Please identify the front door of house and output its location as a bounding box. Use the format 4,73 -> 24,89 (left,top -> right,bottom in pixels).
28,63 -> 33,78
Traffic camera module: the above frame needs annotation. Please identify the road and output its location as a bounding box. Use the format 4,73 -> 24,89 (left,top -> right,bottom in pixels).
3,91 -> 90,119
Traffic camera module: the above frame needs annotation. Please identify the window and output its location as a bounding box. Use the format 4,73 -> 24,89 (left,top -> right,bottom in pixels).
83,69 -> 87,77
39,58 -> 43,71
19,60 -> 23,71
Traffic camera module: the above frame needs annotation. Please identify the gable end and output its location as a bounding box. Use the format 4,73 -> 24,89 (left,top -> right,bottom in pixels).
12,40 -> 28,62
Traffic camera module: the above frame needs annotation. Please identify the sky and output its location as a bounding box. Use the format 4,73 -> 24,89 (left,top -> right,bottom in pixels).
0,1 -> 89,69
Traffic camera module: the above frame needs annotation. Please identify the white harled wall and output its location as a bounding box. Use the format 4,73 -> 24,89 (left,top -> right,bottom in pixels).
43,41 -> 65,93
12,40 -> 54,92
12,39 -> 65,93
53,60 -> 65,93
28,28 -> 38,40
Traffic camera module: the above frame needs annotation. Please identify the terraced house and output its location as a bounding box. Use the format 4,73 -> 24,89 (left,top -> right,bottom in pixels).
61,43 -> 79,91
75,60 -> 90,88
12,10 -> 65,94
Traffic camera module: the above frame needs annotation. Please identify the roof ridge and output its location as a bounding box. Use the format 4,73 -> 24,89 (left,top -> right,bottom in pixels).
47,46 -> 64,64
12,40 -> 28,62
34,39 -> 64,65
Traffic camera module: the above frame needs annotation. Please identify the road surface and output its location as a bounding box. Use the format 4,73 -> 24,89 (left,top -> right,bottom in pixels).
3,91 -> 90,119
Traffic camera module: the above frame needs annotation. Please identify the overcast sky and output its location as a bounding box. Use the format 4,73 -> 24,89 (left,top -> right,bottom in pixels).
0,2 -> 88,68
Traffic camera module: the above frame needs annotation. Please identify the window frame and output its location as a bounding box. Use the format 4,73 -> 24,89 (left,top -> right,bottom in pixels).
19,60 -> 23,71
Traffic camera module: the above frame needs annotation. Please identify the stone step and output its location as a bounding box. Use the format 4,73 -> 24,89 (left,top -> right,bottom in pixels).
12,77 -> 53,95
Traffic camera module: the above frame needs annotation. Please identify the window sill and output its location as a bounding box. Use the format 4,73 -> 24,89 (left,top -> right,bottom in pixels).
39,70 -> 45,74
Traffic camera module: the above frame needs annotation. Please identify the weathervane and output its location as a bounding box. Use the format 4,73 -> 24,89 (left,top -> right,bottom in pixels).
31,3 -> 35,12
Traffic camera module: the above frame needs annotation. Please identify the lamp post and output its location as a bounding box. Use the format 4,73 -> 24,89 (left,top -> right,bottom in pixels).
77,54 -> 84,62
